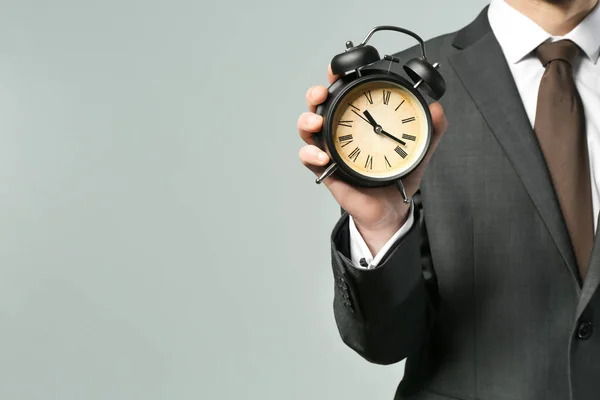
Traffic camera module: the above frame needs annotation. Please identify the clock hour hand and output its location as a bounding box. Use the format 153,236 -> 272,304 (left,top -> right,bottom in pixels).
363,110 -> 379,127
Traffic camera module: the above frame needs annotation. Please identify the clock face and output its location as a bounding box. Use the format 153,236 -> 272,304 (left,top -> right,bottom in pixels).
331,80 -> 430,180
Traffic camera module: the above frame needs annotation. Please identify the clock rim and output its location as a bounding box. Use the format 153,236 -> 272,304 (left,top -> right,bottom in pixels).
324,70 -> 433,187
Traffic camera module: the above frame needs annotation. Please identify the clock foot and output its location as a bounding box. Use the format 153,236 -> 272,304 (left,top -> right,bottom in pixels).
315,163 -> 338,184
395,179 -> 410,204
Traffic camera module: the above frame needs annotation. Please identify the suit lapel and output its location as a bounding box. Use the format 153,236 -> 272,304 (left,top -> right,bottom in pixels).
447,8 -> 581,291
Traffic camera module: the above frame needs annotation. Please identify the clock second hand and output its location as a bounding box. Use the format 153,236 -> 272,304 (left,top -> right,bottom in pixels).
351,109 -> 371,125
362,110 -> 407,146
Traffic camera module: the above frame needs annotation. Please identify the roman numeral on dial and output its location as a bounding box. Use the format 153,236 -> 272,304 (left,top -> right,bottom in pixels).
338,120 -> 353,128
402,134 -> 416,141
365,155 -> 373,169
339,134 -> 353,147
395,100 -> 405,111
382,90 -> 391,105
348,147 -> 361,162
402,117 -> 416,124
385,156 -> 392,168
395,146 -> 408,159
363,91 -> 373,104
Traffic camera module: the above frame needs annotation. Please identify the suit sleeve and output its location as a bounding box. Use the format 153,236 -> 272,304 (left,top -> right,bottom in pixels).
348,201 -> 415,269
330,191 -> 439,365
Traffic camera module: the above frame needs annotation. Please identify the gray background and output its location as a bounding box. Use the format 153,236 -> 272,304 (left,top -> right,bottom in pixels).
0,0 -> 488,399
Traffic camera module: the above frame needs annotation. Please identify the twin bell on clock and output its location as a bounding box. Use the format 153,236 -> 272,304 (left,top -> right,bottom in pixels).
314,25 -> 446,203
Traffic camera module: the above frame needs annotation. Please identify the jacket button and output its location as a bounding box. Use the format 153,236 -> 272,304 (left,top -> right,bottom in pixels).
577,321 -> 593,340
343,301 -> 354,313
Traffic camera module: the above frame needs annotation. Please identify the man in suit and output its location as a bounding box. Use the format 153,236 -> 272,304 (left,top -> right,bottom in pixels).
297,0 -> 600,399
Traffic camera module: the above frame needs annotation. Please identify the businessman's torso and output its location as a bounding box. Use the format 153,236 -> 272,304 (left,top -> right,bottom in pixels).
384,7 -> 600,400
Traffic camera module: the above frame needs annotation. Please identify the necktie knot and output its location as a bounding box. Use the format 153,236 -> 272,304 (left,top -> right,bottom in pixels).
536,39 -> 580,67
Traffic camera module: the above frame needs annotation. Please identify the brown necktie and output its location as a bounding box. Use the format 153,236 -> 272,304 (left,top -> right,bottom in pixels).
534,39 -> 594,280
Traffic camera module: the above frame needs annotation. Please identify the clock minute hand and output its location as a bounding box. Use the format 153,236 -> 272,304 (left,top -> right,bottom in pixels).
380,129 -> 407,146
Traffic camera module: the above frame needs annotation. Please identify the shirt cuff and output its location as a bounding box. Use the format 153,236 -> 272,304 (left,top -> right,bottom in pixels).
348,200 -> 415,270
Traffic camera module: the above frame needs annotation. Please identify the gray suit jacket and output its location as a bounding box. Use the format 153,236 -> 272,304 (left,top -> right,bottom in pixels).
330,6 -> 600,400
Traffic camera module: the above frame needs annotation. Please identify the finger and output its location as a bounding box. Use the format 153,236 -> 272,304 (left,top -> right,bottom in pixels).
327,64 -> 338,84
299,145 -> 330,174
306,86 -> 329,113
298,145 -> 343,189
297,112 -> 323,145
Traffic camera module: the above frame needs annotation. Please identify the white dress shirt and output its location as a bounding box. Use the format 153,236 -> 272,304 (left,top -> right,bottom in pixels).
348,0 -> 600,270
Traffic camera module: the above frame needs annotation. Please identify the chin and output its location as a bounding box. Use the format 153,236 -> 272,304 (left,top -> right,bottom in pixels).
540,0 -> 575,4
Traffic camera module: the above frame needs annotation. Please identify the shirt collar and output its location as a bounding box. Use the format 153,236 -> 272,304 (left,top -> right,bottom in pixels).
488,0 -> 600,64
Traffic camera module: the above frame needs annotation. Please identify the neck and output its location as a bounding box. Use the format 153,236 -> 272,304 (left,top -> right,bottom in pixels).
505,0 -> 598,35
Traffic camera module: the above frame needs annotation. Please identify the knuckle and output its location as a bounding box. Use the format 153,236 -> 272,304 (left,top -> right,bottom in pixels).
297,114 -> 303,128
298,149 -> 310,164
307,86 -> 321,101
297,112 -> 310,128
300,156 -> 315,168
306,87 -> 314,101
299,146 -> 316,163
314,86 -> 327,98
298,145 -> 310,156
307,87 -> 326,105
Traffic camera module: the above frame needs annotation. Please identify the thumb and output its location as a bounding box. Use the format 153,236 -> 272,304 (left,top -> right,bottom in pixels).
422,102 -> 448,165
429,102 -> 448,149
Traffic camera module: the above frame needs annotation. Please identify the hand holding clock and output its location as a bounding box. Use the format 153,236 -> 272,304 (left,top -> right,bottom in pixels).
298,65 -> 448,255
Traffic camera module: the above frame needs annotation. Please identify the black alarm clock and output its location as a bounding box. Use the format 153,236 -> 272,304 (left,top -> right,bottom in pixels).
314,26 -> 446,202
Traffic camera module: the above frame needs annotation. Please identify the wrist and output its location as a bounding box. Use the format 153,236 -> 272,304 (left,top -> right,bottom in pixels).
354,202 -> 411,255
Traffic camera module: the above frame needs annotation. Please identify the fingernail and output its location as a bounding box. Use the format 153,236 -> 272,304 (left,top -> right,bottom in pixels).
309,114 -> 320,125
317,152 -> 328,162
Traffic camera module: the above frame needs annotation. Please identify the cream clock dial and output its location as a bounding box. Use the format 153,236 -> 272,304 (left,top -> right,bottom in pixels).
331,80 -> 429,179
